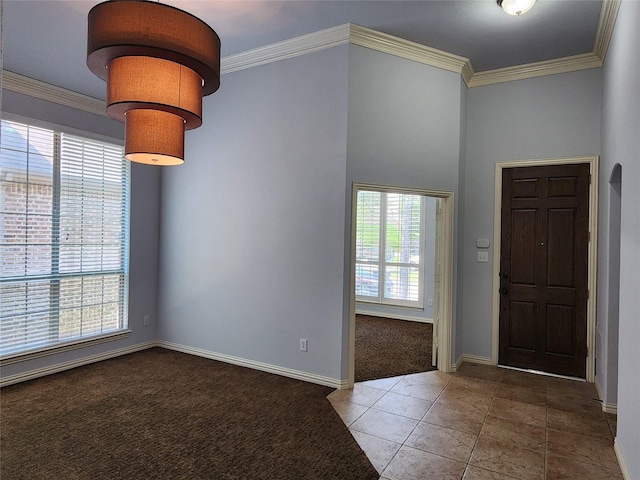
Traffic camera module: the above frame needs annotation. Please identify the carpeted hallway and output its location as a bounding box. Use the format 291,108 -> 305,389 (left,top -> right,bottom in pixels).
355,314 -> 435,382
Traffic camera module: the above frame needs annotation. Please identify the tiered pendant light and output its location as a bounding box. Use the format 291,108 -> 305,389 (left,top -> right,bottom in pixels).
87,0 -> 221,165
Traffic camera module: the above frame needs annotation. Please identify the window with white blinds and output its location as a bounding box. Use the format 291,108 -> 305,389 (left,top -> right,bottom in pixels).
355,190 -> 424,308
0,119 -> 130,357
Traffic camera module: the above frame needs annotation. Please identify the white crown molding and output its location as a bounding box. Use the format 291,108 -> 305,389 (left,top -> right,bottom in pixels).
594,0 -> 622,63
221,24 -> 351,75
467,53 -> 603,88
348,24 -> 470,78
4,2 -> 622,108
220,21 -> 608,89
2,70 -> 107,117
221,23 -> 471,80
461,62 -> 475,87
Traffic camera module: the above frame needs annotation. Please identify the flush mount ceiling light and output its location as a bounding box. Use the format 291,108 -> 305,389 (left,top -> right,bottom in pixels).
87,0 -> 221,166
497,0 -> 536,16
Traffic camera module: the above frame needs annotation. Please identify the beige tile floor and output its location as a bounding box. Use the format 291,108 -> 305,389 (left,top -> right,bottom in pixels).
328,363 -> 622,480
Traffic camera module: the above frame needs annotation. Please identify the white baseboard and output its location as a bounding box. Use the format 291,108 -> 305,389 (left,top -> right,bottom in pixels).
450,354 -> 495,372
595,377 -> 605,400
594,379 -> 618,414
451,354 -> 464,372
356,308 -> 433,324
157,340 -> 346,389
614,438 -> 632,480
0,341 -> 157,387
460,354 -> 495,366
0,339 -> 348,390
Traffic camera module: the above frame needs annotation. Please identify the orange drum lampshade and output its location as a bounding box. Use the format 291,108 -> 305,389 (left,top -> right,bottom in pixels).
87,0 -> 221,165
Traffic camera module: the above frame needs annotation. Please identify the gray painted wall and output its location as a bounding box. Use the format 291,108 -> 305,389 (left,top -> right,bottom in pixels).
6,27 -> 638,476
462,69 -> 602,359
346,46 -> 463,191
456,80 -> 468,361
2,91 -> 123,140
157,46 -> 350,381
345,45 -> 464,369
600,0 -> 640,476
596,161 -> 622,405
0,92 -> 161,378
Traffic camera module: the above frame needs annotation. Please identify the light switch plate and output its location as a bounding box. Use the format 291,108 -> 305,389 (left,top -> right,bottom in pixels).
476,238 -> 490,248
477,251 -> 489,263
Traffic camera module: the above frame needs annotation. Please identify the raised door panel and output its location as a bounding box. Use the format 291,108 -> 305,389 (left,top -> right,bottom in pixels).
499,163 -> 589,378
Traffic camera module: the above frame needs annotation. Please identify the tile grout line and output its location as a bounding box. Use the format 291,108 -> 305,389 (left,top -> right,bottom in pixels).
382,372 -> 462,479
357,368 -> 621,479
380,373 -> 449,478
373,376 -> 406,478
351,375 -> 409,477
388,372 -> 496,479
372,386 -> 408,475
460,373 -> 506,479
360,372 -> 465,478
348,368 -> 615,480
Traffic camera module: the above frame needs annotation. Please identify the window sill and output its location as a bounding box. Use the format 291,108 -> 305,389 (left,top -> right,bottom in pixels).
0,330 -> 132,366
355,299 -> 424,311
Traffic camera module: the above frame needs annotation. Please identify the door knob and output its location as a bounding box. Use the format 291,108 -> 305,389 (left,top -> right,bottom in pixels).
500,288 -> 509,295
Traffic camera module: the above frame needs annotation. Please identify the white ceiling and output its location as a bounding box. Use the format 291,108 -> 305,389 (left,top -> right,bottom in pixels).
2,0 -> 603,100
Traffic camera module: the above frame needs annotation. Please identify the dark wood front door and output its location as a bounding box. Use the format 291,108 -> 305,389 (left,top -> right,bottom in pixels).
499,163 -> 590,378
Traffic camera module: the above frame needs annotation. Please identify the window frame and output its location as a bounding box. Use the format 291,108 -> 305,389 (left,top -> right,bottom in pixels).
355,188 -> 426,309
0,114 -> 131,363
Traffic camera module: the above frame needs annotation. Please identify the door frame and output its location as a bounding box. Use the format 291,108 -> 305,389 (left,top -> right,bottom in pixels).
349,183 -> 455,386
491,156 -> 599,382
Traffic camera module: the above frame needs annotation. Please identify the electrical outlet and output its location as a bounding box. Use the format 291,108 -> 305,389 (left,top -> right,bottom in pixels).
299,339 -> 308,352
427,298 -> 433,307
477,251 -> 489,263
143,315 -> 150,326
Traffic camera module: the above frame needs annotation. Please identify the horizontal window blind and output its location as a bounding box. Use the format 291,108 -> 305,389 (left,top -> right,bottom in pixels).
0,120 -> 129,357
385,193 -> 422,303
355,191 -> 381,298
355,189 -> 424,308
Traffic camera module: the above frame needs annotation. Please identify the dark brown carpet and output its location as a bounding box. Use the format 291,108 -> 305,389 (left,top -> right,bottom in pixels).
355,314 -> 435,382
0,348 -> 377,480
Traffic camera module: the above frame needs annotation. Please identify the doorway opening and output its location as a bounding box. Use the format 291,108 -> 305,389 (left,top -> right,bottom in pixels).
491,156 -> 599,382
348,183 -> 455,387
